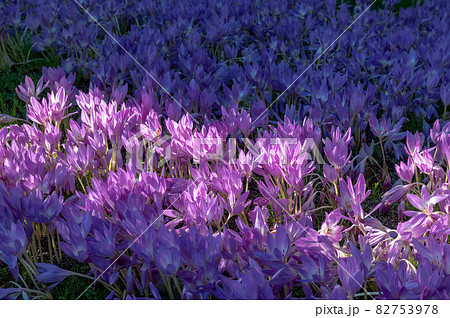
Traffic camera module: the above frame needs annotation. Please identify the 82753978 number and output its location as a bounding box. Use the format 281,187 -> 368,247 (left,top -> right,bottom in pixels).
375,305 -> 438,315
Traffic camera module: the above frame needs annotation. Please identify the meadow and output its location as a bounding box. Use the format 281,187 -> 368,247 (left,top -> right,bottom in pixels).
0,0 -> 448,300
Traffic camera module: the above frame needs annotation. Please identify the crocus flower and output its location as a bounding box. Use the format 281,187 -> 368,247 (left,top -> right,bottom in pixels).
415,259 -> 449,299
337,242 -> 371,298
337,175 -> 371,220
23,191 -> 63,224
251,97 -> 268,129
404,186 -> 448,222
35,263 -> 77,288
323,127 -> 352,171
15,75 -> 48,104
413,237 -> 450,275
221,106 -> 239,136
397,215 -> 429,241
395,157 -> 414,183
154,226 -> 181,277
375,261 -> 417,300
237,108 -> 252,137
214,258 -> 274,300
414,148 -> 434,175
321,285 -> 347,300
235,149 -> 257,180
323,163 -> 338,185
0,221 -> 27,257
56,209 -> 91,262
405,132 -> 422,158
369,116 -> 406,142
319,209 -> 343,242
337,256 -> 364,299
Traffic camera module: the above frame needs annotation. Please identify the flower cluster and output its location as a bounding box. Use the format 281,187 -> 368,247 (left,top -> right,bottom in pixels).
0,71 -> 448,299
1,0 -> 448,137
0,0 -> 449,300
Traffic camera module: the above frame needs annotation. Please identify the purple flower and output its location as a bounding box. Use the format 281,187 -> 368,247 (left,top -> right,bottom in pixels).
414,148 -> 434,175
415,259 -> 448,299
27,87 -> 73,126
0,220 -> 27,281
178,228 -> 222,299
235,150 -> 257,180
35,263 -> 77,288
321,285 -> 347,300
221,106 -> 239,136
154,226 -> 181,277
23,191 -> 63,224
319,209 -> 343,242
413,237 -> 450,275
405,132 -> 422,158
369,116 -> 406,141
15,76 -> 48,104
438,134 -> 450,166
337,242 -> 371,298
375,261 -> 417,300
214,258 -> 274,300
56,208 -> 90,262
251,97 -> 268,129
405,186 -> 448,221
323,163 -> 338,185
395,157 -> 414,183
337,175 -> 371,220
0,221 -> 27,257
397,215 -> 429,241
237,108 -> 252,137
323,127 -> 352,170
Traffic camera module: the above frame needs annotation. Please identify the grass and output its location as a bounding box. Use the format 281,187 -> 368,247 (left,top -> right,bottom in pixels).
0,27 -> 62,120
0,257 -> 110,300
51,261 -> 110,300
0,59 -> 61,120
0,266 -> 12,287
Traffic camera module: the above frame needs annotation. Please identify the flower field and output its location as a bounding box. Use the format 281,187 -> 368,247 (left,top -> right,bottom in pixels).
0,0 -> 449,300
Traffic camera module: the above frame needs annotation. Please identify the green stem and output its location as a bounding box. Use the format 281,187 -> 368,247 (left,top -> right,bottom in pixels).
414,164 -> 420,193
77,174 -> 86,192
35,224 -> 44,263
379,137 -> 387,177
333,181 -> 339,197
46,229 -> 53,264
30,233 -> 37,264
19,257 -> 37,286
57,232 -> 62,260
173,277 -> 182,296
50,231 -> 60,263
164,275 -> 174,300
18,274 -> 29,289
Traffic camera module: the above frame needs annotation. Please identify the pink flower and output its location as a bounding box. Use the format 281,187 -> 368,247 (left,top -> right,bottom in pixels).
404,186 -> 448,222
319,209 -> 343,242
395,157 -> 414,183
323,127 -> 352,170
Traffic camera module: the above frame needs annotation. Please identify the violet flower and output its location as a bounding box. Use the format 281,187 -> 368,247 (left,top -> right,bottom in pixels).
15,76 -> 48,104
323,127 -> 352,171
